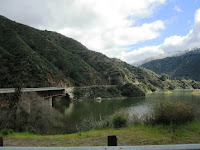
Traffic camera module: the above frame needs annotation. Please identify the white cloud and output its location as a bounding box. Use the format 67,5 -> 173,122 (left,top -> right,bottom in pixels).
0,0 -> 51,27
121,8 -> 200,64
174,6 -> 182,12
56,0 -> 166,57
0,0 -> 167,62
195,8 -> 200,23
59,20 -> 165,57
120,46 -> 164,64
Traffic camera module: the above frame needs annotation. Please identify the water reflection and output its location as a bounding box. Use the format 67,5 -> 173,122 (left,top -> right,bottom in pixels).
52,90 -> 200,129
1,90 -> 200,134
64,103 -> 74,116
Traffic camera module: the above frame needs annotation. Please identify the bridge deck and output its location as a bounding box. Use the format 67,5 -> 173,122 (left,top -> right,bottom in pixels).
0,85 -> 117,94
0,87 -> 68,94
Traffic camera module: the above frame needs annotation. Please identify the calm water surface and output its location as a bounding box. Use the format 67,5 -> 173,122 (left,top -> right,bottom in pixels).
52,90 -> 200,128
2,90 -> 199,134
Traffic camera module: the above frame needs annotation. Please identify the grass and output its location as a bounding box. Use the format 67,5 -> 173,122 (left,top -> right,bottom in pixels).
165,90 -> 172,94
192,89 -> 200,96
2,121 -> 200,147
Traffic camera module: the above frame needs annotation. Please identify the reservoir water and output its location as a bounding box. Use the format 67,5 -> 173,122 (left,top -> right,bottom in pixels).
1,90 -> 200,134
51,90 -> 200,133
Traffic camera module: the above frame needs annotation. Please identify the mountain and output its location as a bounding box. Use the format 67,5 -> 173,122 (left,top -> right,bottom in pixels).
141,48 -> 200,81
132,49 -> 193,67
0,15 -> 103,87
0,15 -> 199,91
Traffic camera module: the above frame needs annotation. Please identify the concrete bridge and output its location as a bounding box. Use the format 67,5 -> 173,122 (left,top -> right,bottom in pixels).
0,85 -> 116,107
0,87 -> 74,99
0,85 -> 116,100
0,87 -> 74,107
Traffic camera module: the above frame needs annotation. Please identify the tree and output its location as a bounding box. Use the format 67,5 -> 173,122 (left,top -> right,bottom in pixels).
160,73 -> 170,81
121,83 -> 145,97
6,87 -> 22,130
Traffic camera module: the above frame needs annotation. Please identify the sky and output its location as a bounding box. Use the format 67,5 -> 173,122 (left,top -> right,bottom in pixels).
0,0 -> 200,64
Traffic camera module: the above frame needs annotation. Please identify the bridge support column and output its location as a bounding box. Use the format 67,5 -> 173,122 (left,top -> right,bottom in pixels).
44,97 -> 53,106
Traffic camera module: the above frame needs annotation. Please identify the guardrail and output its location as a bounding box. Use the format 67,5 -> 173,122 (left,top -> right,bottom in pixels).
1,144 -> 200,150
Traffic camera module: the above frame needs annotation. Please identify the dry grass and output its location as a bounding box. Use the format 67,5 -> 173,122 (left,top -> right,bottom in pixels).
78,114 -> 109,131
127,103 -> 154,124
153,101 -> 194,125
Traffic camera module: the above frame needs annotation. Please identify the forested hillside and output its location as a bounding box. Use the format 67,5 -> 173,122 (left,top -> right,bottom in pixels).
142,49 -> 200,81
1,15 -> 200,91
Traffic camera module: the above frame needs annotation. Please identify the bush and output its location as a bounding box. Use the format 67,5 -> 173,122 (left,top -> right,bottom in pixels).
169,84 -> 175,90
79,114 -> 110,131
112,115 -> 127,128
121,83 -> 145,97
1,129 -> 13,135
153,101 -> 194,125
191,81 -> 200,89
74,88 -> 82,99
26,126 -> 36,134
107,87 -> 120,96
128,103 -> 154,124
160,73 -> 170,81
149,84 -> 156,92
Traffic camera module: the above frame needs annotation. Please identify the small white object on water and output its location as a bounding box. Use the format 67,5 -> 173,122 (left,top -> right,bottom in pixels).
96,97 -> 101,100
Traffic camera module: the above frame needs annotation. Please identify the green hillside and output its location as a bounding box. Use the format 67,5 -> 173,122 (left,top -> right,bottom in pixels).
0,15 -> 200,91
0,25 -> 68,88
141,50 -> 200,81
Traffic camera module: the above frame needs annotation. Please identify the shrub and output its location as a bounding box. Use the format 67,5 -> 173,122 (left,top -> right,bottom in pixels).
191,81 -> 200,89
111,108 -> 128,119
107,87 -> 120,96
128,103 -> 154,124
160,73 -> 170,81
1,129 -> 13,135
149,84 -> 156,92
26,126 -> 36,134
112,115 -> 127,128
79,114 -> 110,131
74,88 -> 82,99
153,101 -> 194,125
169,84 -> 175,90
121,83 -> 145,97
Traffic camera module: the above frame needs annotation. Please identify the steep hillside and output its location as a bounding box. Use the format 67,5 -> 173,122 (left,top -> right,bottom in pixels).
0,15 -> 104,87
0,25 -> 68,87
0,15 -> 200,91
132,50 -> 191,67
141,49 -> 200,81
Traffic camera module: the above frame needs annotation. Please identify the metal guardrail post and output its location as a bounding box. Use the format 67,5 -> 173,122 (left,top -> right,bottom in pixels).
108,135 -> 117,146
0,137 -> 3,146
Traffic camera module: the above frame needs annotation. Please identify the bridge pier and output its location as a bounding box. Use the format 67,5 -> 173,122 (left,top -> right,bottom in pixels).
44,97 -> 53,106
64,88 -> 74,100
